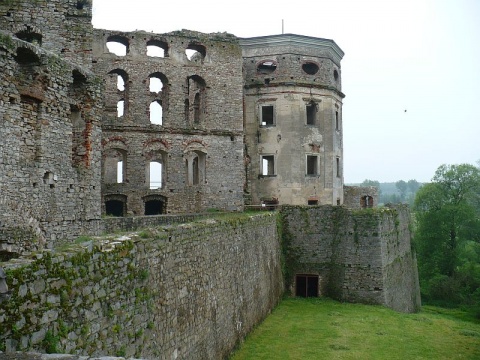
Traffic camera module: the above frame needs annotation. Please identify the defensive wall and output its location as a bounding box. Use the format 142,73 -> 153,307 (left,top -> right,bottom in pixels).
0,213 -> 284,359
0,207 -> 420,359
281,204 -> 421,312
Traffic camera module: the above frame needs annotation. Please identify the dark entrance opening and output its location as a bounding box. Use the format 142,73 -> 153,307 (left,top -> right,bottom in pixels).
145,200 -> 165,215
295,274 -> 319,297
105,200 -> 124,217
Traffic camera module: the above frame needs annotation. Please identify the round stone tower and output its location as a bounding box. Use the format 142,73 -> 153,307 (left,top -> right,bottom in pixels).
240,34 -> 345,206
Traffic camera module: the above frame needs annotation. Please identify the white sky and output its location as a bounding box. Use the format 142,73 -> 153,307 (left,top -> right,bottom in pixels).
92,0 -> 480,183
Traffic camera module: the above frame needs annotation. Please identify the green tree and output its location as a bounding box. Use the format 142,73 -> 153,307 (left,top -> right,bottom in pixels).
414,164 -> 480,305
407,179 -> 421,194
395,180 -> 408,201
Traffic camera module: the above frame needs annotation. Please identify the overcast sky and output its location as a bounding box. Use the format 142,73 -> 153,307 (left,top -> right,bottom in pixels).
92,0 -> 480,183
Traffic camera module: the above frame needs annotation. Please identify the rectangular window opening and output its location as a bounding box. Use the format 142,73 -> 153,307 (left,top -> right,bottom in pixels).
335,111 -> 339,130
306,155 -> 318,175
295,274 -> 319,297
306,103 -> 316,125
261,155 -> 275,176
308,199 -> 318,205
336,157 -> 341,178
261,105 -> 274,126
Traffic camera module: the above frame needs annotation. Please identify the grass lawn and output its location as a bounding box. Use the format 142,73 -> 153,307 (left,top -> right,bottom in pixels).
230,298 -> 480,360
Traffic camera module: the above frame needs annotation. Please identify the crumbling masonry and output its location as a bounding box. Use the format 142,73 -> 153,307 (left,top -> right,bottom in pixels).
0,0 -> 420,358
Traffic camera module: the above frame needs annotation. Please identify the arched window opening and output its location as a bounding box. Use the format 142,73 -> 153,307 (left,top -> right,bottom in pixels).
117,100 -> 124,117
146,39 -> 168,57
186,75 -> 206,124
150,101 -> 162,125
186,151 -> 206,186
361,195 -> 374,209
15,30 -> 42,46
144,199 -> 164,215
105,200 -> 124,217
106,35 -> 129,56
14,47 -> 40,65
117,75 -> 125,91
257,60 -> 277,74
186,43 -> 206,62
149,161 -> 162,189
104,149 -> 126,184
149,77 -> 163,93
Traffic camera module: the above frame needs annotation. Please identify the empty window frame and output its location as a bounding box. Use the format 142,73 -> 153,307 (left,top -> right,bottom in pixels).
149,161 -> 163,189
261,155 -> 275,176
335,111 -> 340,130
361,195 -> 374,208
106,35 -> 129,56
149,77 -> 163,93
261,105 -> 274,126
105,200 -> 125,217
15,30 -> 42,45
186,43 -> 206,62
150,100 -> 162,125
308,199 -> 318,205
146,39 -> 168,58
186,75 -> 206,124
186,151 -> 206,185
103,149 -> 126,184
306,102 -> 317,125
306,155 -> 319,176
257,60 -> 277,74
144,199 -> 165,215
117,100 -> 124,117
336,157 -> 341,178
295,274 -> 319,297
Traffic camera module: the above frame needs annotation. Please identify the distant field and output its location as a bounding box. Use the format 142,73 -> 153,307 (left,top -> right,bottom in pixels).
230,298 -> 480,360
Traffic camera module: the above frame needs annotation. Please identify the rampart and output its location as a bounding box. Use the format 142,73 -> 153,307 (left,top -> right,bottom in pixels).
0,213 -> 284,359
281,205 -> 421,312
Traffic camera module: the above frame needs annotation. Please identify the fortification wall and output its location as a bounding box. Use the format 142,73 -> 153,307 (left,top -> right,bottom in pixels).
0,33 -> 103,256
0,213 -> 283,359
281,205 -> 421,312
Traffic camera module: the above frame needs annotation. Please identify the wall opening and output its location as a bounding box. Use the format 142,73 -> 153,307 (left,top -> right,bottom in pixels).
14,47 -> 40,65
361,195 -> 374,208
302,62 -> 319,75
149,101 -> 162,125
308,199 -> 318,205
117,100 -> 124,117
106,35 -> 129,56
335,111 -> 339,130
334,69 -> 339,81
146,39 -> 168,58
306,155 -> 318,175
103,148 -> 126,184
261,155 -> 275,176
186,151 -> 206,185
261,105 -> 274,126
306,102 -> 317,125
15,30 -> 42,46
257,60 -> 277,74
295,275 -> 319,297
144,199 -> 164,215
193,93 -> 200,124
105,200 -> 124,217
149,77 -> 163,93
117,75 -> 125,91
186,43 -> 206,62
336,157 -> 341,177
149,161 -> 162,189
186,75 -> 206,124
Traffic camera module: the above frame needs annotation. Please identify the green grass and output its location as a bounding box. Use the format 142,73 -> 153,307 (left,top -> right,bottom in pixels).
230,298 -> 480,360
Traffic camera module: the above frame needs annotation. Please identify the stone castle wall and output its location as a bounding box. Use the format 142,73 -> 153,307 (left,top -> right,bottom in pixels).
0,33 -> 103,256
0,213 -> 284,359
281,205 -> 421,312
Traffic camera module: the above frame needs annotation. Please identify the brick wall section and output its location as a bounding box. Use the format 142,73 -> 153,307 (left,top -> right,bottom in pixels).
0,213 -> 283,359
281,205 -> 421,312
0,34 -> 103,253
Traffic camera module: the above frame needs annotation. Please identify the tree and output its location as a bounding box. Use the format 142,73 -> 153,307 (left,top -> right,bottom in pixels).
407,179 -> 421,194
414,164 -> 480,305
395,180 -> 408,201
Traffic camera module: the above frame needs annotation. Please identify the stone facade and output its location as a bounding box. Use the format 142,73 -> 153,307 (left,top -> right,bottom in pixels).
93,29 -> 245,216
281,205 -> 421,313
343,185 -> 379,209
241,35 -> 345,206
0,214 -> 284,359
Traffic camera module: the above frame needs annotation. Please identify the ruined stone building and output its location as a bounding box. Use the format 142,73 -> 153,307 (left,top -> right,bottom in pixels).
0,0 -> 371,249
0,2 -> 420,358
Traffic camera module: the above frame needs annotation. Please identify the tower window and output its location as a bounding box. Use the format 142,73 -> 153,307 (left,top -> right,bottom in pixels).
261,155 -> 275,176
306,103 -> 317,125
261,105 -> 274,126
306,155 -> 319,176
